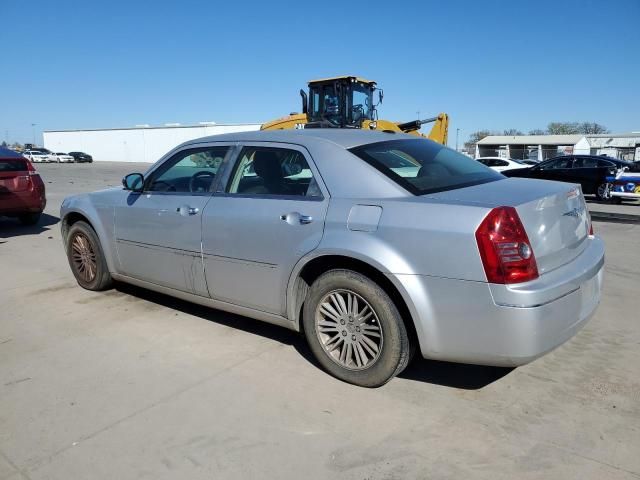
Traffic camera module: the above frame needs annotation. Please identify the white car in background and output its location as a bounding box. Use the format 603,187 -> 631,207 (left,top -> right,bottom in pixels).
476,157 -> 530,172
22,150 -> 51,163
55,152 -> 75,163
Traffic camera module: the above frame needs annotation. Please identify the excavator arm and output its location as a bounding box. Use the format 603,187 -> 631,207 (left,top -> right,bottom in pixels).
397,113 -> 449,144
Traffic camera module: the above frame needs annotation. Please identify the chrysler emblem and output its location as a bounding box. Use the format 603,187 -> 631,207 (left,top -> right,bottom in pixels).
563,207 -> 582,218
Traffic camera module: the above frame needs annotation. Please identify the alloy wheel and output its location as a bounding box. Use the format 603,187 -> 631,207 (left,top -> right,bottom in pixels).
315,289 -> 384,371
597,183 -> 612,200
71,232 -> 97,282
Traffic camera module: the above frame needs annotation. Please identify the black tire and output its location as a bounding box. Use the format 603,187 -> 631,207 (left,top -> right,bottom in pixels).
595,182 -> 612,201
18,212 -> 41,225
65,220 -> 113,291
302,269 -> 410,387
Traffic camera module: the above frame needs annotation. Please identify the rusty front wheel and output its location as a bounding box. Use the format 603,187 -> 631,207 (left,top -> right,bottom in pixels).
65,220 -> 113,291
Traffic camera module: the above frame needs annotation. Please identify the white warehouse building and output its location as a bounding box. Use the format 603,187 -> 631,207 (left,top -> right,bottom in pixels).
476,133 -> 640,162
43,122 -> 262,163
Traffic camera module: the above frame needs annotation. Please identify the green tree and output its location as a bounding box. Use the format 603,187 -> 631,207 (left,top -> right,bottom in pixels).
1,141 -> 7,148
528,129 -> 547,135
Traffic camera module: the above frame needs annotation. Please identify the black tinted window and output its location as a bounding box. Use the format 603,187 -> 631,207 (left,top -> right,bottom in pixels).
349,139 -> 502,195
0,160 -> 28,171
574,157 -> 598,168
540,158 -> 573,170
596,159 -> 614,167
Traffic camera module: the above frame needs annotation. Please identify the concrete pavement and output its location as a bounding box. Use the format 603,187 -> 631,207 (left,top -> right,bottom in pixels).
1,162 -> 639,479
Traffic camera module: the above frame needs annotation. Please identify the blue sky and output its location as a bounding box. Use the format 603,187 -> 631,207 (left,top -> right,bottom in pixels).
2,0 -> 639,147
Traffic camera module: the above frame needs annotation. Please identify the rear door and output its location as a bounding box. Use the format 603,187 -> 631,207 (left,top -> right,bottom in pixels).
571,156 -> 603,193
535,157 -> 574,182
201,143 -> 329,315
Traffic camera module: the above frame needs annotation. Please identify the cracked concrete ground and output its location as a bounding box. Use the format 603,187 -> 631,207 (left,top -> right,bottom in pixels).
1,162 -> 639,479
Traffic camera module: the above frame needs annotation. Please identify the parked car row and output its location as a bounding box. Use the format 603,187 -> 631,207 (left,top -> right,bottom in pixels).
502,154 -> 639,201
19,148 -> 93,163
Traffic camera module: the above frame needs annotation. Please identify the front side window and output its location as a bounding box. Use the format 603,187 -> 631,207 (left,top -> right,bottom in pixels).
227,146 -> 321,198
146,146 -> 229,193
349,139 -> 502,195
539,158 -> 573,170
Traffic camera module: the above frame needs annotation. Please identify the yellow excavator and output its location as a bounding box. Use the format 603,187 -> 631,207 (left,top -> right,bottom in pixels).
261,76 -> 449,144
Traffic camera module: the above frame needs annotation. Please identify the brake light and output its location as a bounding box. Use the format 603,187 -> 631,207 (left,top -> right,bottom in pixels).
588,215 -> 594,236
475,206 -> 539,284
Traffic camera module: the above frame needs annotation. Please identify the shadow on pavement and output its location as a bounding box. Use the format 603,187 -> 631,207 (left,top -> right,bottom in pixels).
115,281 -> 514,389
398,358 -> 514,389
0,213 -> 60,240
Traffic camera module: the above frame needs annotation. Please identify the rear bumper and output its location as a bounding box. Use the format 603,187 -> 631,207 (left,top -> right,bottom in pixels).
0,190 -> 46,215
392,236 -> 605,367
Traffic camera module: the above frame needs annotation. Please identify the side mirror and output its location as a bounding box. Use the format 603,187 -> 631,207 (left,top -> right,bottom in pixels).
378,89 -> 384,104
122,173 -> 144,192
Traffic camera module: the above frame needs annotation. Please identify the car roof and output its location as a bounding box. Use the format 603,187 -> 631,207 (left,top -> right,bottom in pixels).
0,147 -> 26,159
545,154 -> 631,165
185,128 -> 417,150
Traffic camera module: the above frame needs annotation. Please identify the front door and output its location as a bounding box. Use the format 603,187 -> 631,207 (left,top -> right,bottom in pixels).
115,145 -> 231,296
201,143 -> 329,315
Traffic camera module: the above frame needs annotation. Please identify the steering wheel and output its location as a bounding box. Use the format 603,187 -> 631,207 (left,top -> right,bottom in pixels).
189,171 -> 215,193
352,104 -> 364,123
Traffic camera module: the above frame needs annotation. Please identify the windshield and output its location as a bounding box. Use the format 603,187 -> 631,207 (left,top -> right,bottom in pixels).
349,139 -> 503,195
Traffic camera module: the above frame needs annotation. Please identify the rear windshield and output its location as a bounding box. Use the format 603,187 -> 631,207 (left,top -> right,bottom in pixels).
0,159 -> 28,172
349,139 -> 502,195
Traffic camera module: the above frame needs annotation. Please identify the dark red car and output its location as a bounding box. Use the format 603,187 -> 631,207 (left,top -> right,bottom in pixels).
0,147 -> 46,225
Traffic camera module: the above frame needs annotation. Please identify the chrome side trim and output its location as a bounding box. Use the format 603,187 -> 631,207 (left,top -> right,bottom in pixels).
111,273 -> 298,331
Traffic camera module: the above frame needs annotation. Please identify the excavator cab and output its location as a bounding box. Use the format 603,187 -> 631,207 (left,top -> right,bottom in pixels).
304,76 -> 379,129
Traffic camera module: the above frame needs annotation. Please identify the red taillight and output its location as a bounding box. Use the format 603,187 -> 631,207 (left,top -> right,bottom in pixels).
475,206 -> 539,284
589,215 -> 594,236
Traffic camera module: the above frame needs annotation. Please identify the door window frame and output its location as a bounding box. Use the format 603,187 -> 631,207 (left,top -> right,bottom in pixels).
214,141 -> 330,202
140,142 -> 238,196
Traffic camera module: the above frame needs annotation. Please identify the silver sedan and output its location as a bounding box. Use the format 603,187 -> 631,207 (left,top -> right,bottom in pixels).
60,130 -> 604,387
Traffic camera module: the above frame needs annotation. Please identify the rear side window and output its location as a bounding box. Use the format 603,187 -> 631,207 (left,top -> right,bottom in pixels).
227,146 -> 321,198
574,157 -> 598,168
349,139 -> 502,195
0,159 -> 28,172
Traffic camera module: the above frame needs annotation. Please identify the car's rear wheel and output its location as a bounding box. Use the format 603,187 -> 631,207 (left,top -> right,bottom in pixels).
66,221 -> 113,291
303,269 -> 410,387
18,212 -> 41,225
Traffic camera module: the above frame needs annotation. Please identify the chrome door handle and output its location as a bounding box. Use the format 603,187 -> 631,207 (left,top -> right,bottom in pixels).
176,206 -> 199,216
280,212 -> 313,225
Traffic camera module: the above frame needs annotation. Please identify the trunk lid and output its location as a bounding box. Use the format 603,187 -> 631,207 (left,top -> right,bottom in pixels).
424,177 -> 590,274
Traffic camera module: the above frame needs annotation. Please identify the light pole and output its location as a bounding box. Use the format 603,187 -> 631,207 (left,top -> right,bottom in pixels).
456,128 -> 460,151
31,123 -> 36,146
